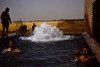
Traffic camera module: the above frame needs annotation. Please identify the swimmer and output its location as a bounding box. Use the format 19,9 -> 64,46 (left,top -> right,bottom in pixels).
79,47 -> 94,62
2,40 -> 21,53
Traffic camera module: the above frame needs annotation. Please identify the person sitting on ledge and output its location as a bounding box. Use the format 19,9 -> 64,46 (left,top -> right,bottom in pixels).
18,25 -> 27,36
2,40 -> 21,53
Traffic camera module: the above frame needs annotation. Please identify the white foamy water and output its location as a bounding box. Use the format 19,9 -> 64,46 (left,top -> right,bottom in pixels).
20,22 -> 71,42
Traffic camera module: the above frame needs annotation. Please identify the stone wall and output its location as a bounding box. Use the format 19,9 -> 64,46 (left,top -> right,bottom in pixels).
84,0 -> 95,36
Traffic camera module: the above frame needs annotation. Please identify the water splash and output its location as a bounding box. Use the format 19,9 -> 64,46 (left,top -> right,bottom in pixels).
20,22 -> 71,42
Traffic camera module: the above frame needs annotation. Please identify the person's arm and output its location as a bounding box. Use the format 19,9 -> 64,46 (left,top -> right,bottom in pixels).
1,12 -> 4,21
9,18 -> 12,24
8,13 -> 12,24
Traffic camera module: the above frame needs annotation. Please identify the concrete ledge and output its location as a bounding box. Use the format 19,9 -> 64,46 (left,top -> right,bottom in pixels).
8,33 -> 17,37
0,33 -> 17,38
82,32 -> 100,62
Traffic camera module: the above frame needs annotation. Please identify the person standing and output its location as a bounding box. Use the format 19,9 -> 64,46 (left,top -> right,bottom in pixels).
1,7 -> 12,37
32,23 -> 36,31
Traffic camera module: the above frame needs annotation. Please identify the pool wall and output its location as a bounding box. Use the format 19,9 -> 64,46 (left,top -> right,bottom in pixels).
82,32 -> 100,63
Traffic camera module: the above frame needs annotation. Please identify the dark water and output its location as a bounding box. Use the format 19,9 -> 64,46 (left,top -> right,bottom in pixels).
0,35 -> 87,67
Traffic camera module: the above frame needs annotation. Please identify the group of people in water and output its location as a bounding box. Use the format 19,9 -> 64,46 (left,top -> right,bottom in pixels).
0,7 -> 37,54
0,7 -> 97,67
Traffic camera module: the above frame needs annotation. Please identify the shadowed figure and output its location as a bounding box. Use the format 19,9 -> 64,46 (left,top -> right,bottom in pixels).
1,39 -> 22,53
0,7 -> 12,37
32,23 -> 36,31
75,45 -> 100,67
18,25 -> 27,36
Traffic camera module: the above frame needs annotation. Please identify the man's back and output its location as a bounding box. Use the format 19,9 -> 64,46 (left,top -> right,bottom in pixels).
1,11 -> 10,22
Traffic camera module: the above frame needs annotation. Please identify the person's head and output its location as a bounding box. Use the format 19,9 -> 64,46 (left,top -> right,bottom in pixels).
9,41 -> 14,47
83,46 -> 90,54
33,23 -> 35,25
83,47 -> 88,51
9,40 -> 15,50
5,7 -> 10,12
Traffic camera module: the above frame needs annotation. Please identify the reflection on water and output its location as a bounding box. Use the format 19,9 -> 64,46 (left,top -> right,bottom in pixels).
0,35 -> 85,67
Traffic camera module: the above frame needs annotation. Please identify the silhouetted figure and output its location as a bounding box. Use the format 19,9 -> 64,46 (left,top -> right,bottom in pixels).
0,7 -> 12,37
18,25 -> 27,36
32,23 -> 36,31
